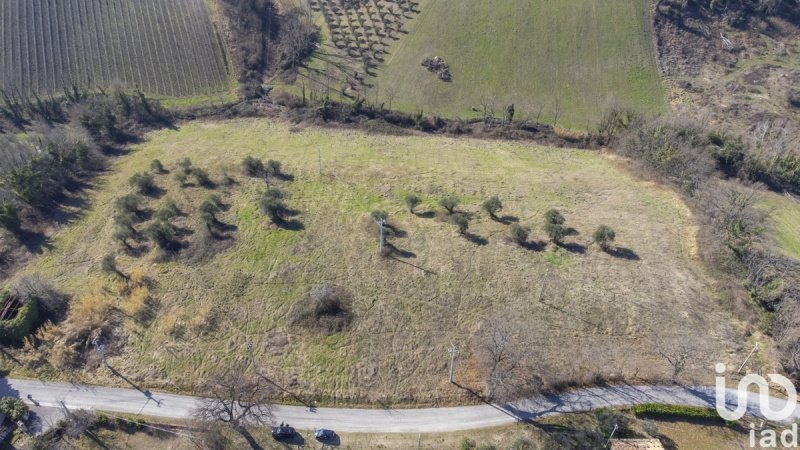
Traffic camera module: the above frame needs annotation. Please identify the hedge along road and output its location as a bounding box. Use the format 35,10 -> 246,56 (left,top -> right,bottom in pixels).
3,378 -> 800,433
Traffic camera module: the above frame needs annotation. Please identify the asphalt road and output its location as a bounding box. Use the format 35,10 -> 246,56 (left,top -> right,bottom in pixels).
2,378 -> 798,433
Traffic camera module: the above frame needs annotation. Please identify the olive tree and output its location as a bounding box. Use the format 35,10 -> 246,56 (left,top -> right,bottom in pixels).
482,196 -> 503,219
450,213 -> 469,234
439,195 -> 460,214
593,225 -> 616,251
405,193 -> 422,213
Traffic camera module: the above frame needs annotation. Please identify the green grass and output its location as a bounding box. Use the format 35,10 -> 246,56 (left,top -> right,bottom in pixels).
373,0 -> 666,128
763,192 -> 800,260
13,119 -> 737,405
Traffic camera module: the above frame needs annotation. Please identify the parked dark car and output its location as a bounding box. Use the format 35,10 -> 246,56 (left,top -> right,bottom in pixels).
271,425 -> 296,439
315,428 -> 336,441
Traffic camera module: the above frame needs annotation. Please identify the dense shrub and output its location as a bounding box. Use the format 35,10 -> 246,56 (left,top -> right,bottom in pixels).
0,397 -> 28,421
114,194 -> 142,216
154,198 -> 180,221
544,209 -> 565,225
145,220 -> 178,250
630,403 -> 725,423
0,293 -> 39,344
192,167 -> 213,187
129,172 -> 157,195
242,156 -> 264,177
288,284 -> 354,334
0,202 -> 21,233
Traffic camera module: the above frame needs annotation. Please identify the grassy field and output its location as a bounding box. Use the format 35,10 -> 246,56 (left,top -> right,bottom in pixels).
0,0 -> 231,97
368,0 -> 666,128
763,192 -> 800,261
11,118 -> 744,405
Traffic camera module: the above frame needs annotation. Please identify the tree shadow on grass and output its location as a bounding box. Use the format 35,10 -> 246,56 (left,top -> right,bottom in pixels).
607,247 -> 640,261
414,210 -> 435,219
521,240 -> 547,251
559,242 -> 586,254
464,232 -> 488,246
496,215 -> 519,225
386,243 -> 416,258
18,230 -> 53,254
276,219 -> 305,231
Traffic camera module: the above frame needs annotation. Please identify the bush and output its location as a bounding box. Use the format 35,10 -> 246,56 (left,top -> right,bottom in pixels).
174,171 -> 188,187
544,209 -> 565,225
154,198 -> 180,221
259,188 -> 286,223
370,210 -> 388,223
482,195 -> 503,218
593,225 -> 616,251
191,167 -> 213,187
509,224 -> 530,245
11,276 -> 67,322
0,202 -> 21,233
404,193 -> 421,213
0,397 -> 29,421
199,197 -> 221,226
150,159 -> 165,174
459,437 -> 477,450
145,220 -> 177,250
178,157 -> 193,174
450,213 -> 469,234
545,222 -> 568,244
242,156 -> 264,177
100,253 -> 119,276
114,194 -> 142,216
129,172 -> 157,195
0,293 -> 39,344
266,159 -> 282,177
630,403 -> 725,423
788,89 -> 800,109
288,284 -> 354,334
508,437 -> 537,450
439,195 -> 460,214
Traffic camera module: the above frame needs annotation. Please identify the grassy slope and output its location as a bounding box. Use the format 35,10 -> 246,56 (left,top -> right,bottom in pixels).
17,119 -> 739,404
374,0 -> 666,128
763,192 -> 800,260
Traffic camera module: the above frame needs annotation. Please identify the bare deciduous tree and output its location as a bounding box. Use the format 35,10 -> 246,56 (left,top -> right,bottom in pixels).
476,315 -> 544,402
193,361 -> 276,431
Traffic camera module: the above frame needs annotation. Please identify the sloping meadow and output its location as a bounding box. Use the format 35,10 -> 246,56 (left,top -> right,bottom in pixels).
16,119 -> 745,404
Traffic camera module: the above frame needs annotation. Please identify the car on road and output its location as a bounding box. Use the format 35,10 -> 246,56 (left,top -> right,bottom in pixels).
315,428 -> 336,441
271,425 -> 296,439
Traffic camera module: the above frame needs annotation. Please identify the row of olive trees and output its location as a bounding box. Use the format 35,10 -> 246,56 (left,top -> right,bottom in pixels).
402,192 -> 618,250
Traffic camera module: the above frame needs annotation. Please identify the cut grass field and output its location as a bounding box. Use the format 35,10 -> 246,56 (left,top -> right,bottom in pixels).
763,192 -> 800,261
371,0 -> 666,128
12,118 -> 744,405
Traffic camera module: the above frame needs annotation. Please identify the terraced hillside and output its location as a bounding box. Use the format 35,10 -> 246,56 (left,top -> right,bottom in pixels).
0,0 -> 230,97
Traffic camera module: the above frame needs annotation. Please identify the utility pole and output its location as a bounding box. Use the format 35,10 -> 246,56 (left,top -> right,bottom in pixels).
738,342 -> 759,374
376,218 -> 386,254
92,336 -> 108,368
246,341 -> 254,366
605,423 -> 618,448
448,344 -> 458,384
